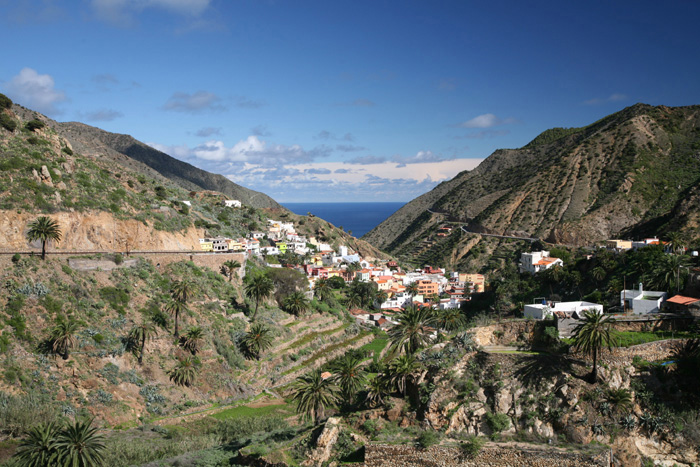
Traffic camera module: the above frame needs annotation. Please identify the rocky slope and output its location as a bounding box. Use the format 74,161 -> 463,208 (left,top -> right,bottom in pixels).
364,104 -> 700,261
10,105 -> 282,209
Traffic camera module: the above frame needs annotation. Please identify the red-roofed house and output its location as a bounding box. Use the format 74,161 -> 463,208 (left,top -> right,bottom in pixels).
519,251 -> 564,274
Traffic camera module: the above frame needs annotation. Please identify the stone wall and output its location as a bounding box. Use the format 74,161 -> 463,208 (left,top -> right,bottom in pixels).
470,320 -> 536,347
364,443 -> 611,467
612,316 -> 694,332
137,252 -> 246,277
574,339 -> 689,366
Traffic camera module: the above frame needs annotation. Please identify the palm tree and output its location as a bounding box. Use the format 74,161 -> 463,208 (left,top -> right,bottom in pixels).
591,266 -> 606,283
128,321 -> 157,364
434,307 -> 466,333
50,320 -> 80,360
13,421 -> 61,467
365,375 -> 389,408
666,231 -> 686,255
331,353 -> 367,404
375,290 -> 388,309
283,291 -> 310,316
405,282 -> 419,302
606,388 -> 633,414
652,254 -> 691,293
314,277 -> 333,303
180,326 -> 204,355
52,418 -> 105,467
171,279 -> 195,304
388,305 -> 435,355
26,216 -> 62,260
346,288 -> 363,310
291,369 -> 340,425
244,274 -> 274,321
221,260 -> 242,282
385,354 -> 421,396
164,299 -> 188,338
168,356 -> 199,386
241,322 -> 273,359
571,309 -> 616,383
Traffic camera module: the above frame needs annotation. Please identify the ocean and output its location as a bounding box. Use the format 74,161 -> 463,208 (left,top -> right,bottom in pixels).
282,202 -> 404,238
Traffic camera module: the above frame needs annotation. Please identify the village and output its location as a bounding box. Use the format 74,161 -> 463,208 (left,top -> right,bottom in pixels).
198,203 -> 700,337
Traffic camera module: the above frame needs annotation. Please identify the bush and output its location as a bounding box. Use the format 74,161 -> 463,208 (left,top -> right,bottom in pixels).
114,253 -> 124,265
416,429 -> 441,448
25,119 -> 46,132
0,93 -> 12,109
485,412 -> 511,433
460,436 -> 485,459
11,253 -> 21,264
0,113 -> 17,131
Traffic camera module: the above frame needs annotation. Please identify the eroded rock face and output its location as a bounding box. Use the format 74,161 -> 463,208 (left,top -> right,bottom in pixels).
303,417 -> 341,467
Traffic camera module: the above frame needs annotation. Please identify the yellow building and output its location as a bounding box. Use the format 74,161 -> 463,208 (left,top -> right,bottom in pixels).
199,239 -> 213,251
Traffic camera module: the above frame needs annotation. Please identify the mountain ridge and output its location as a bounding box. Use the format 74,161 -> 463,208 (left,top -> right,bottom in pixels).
364,103 -> 700,265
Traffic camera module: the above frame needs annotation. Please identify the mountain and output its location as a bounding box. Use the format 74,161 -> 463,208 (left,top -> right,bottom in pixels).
364,103 -> 700,264
10,105 -> 282,209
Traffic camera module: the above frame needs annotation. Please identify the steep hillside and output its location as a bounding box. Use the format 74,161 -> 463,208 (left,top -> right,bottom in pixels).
365,104 -> 700,263
10,105 -> 282,210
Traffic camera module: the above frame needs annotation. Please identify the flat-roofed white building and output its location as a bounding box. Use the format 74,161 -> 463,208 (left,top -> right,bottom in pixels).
523,300 -> 603,320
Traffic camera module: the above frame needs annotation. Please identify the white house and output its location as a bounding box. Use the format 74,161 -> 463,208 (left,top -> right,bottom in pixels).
260,246 -> 280,256
519,251 -> 564,274
181,200 -> 192,207
621,284 -> 668,314
222,200 -> 241,208
523,300 -> 603,320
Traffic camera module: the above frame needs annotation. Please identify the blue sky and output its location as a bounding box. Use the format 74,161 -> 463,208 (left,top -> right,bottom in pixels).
2,0 -> 700,202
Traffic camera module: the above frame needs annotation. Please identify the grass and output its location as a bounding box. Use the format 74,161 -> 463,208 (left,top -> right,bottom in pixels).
282,330 -> 371,376
210,401 -> 294,421
359,336 -> 389,362
287,322 -> 350,350
612,330 -> 700,348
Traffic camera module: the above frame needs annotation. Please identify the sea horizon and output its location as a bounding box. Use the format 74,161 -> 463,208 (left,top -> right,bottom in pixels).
282,201 -> 405,238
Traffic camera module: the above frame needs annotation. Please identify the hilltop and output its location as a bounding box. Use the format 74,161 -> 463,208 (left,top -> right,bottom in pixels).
364,103 -> 700,267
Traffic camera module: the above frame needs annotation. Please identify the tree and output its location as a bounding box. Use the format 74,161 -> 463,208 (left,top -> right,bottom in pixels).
591,266 -> 606,283
291,369 -> 340,425
385,354 -> 421,396
365,375 -> 389,408
128,321 -> 157,364
666,232 -> 686,255
180,326 -> 204,355
346,288 -> 363,310
314,277 -> 333,303
434,307 -> 467,333
50,320 -> 80,360
27,217 -> 62,260
52,419 -> 106,467
164,299 -> 188,338
13,421 -> 61,467
241,322 -> 273,359
168,356 -> 199,386
331,353 -> 367,404
388,305 -> 435,355
571,309 -> 616,383
171,279 -> 195,304
283,291 -> 310,316
652,254 -> 691,293
375,290 -> 388,309
405,282 -> 419,301
220,260 -> 241,282
244,273 -> 274,321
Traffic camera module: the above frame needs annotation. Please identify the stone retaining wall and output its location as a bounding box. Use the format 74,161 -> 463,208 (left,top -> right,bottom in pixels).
364,443 -> 611,467
574,339 -> 690,366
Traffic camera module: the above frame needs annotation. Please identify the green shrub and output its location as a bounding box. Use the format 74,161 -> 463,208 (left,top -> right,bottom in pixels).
0,93 -> 12,109
25,119 -> 46,132
416,429 -> 441,448
485,412 -> 511,433
460,435 -> 485,459
114,253 -> 124,265
11,253 -> 21,264
0,113 -> 17,131
99,286 -> 130,313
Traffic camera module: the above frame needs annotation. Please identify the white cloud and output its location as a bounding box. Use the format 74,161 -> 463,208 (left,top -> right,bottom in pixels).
4,68 -> 66,115
457,113 -> 516,129
90,0 -> 211,25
